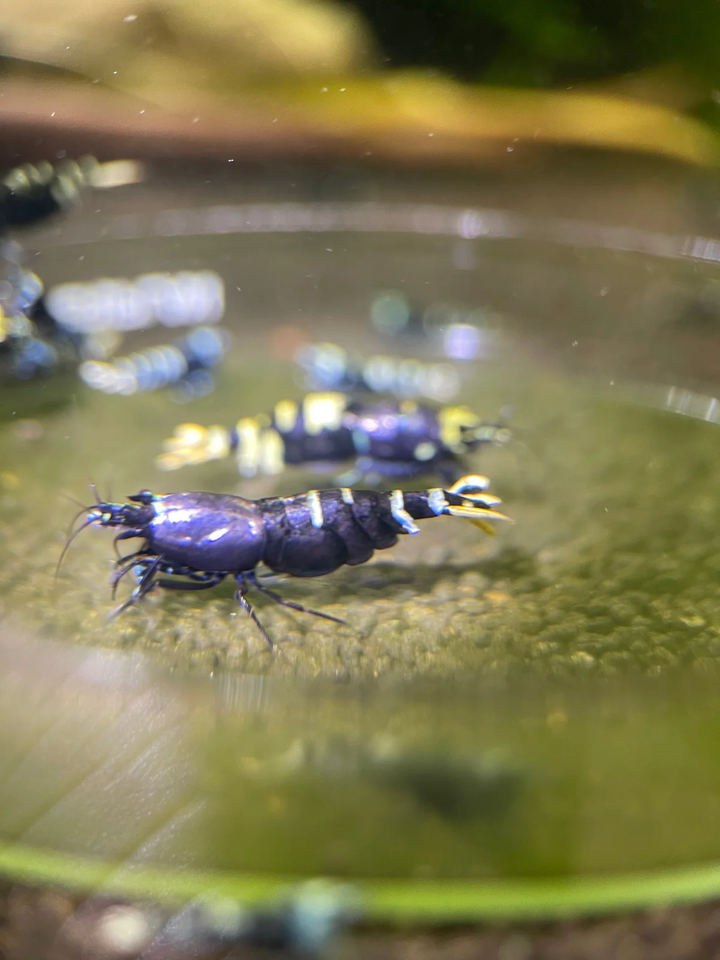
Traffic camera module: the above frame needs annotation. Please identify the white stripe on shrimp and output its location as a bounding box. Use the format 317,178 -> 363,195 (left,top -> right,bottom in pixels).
307,489 -> 324,529
390,489 -> 420,535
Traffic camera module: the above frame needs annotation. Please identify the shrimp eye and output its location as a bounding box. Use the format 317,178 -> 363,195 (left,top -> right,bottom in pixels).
128,490 -> 154,505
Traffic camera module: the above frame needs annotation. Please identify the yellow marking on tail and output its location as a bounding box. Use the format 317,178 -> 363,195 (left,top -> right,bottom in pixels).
468,518 -> 497,536
302,392 -> 348,436
236,417 -> 261,477
448,474 -> 490,494
258,428 -> 285,475
446,505 -> 510,522
438,406 -> 481,451
273,399 -> 299,434
441,473 -> 511,532
157,423 -> 230,470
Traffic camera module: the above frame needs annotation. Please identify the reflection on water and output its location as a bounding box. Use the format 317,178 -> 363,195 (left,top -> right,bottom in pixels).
40,197 -> 720,268
3,625 -> 720,899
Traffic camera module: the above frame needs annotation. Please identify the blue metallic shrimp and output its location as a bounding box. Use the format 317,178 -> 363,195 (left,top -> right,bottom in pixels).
295,341 -> 462,402
78,326 -> 230,398
158,393 -> 510,486
60,476 -> 510,649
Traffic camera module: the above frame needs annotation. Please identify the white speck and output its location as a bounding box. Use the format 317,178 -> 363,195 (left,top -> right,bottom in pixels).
113,71 -> 118,75
599,287 -> 608,296
571,340 -> 578,346
321,87 -> 328,92
50,112 -> 55,118
272,118 -> 278,123
98,906 -> 152,954
123,13 -> 138,21
326,248 -> 333,252
79,255 -> 85,261
428,132 -> 434,137
609,380 -> 615,386
340,87 -> 346,92
228,159 -> 234,162
192,117 -> 200,123
506,146 -> 513,152
139,109 -> 145,114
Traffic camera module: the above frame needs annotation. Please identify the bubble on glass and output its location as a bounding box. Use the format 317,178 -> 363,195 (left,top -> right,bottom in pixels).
370,290 -> 412,336
443,322 -> 482,360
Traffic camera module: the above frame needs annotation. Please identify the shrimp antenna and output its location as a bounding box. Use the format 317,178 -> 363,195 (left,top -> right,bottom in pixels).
55,515 -> 96,583
60,492 -> 89,511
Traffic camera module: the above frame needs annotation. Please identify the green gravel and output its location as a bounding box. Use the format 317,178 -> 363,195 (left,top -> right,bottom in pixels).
1,352 -> 718,681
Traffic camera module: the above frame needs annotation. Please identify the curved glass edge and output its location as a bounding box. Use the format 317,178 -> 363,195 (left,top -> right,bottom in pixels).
2,842 -> 720,923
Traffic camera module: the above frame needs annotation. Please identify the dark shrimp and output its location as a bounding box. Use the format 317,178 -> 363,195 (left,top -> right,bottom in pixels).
157,393 -> 510,486
0,267 -> 79,382
0,157 -> 97,382
60,475 -> 510,649
0,157 -> 97,229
